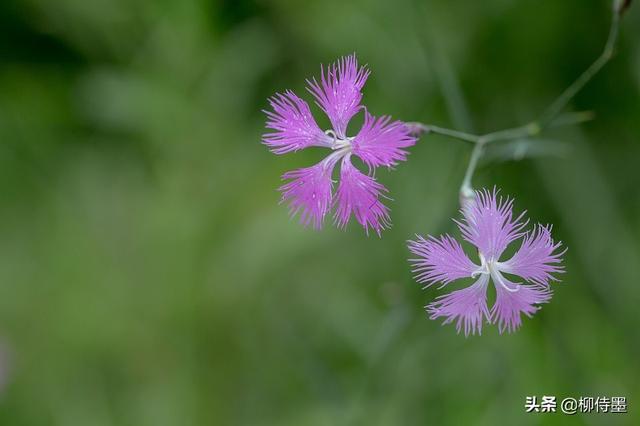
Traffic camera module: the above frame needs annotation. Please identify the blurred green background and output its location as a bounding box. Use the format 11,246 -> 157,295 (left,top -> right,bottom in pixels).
0,0 -> 639,424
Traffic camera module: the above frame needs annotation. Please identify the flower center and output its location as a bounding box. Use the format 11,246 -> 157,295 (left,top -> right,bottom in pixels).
474,253 -> 521,293
325,130 -> 353,152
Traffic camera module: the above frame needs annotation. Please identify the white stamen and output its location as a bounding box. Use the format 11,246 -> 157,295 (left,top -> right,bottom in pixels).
488,263 -> 521,292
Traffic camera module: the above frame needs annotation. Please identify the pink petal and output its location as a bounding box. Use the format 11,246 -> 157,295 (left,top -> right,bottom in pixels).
279,158 -> 337,229
352,113 -> 416,168
334,156 -> 390,236
306,54 -> 370,138
499,224 -> 565,286
263,90 -> 332,154
426,274 -> 491,337
455,188 -> 528,261
408,234 -> 478,287
490,271 -> 552,334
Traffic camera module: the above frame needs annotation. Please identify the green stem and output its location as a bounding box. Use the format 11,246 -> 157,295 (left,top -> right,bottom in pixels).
460,141 -> 485,198
407,123 -> 479,144
537,11 -> 620,127
411,2 -> 624,200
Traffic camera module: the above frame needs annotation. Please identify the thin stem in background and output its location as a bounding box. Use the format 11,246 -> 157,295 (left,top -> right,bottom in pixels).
409,1 -> 628,201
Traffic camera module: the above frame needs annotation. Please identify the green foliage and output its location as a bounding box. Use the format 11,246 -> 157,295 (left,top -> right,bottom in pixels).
0,0 -> 639,424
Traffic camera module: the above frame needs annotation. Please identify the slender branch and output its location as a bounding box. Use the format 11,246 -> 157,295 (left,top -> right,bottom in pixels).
548,111 -> 596,128
537,10 -> 620,127
410,1 -> 627,200
407,123 -> 479,144
460,142 -> 485,198
481,123 -> 540,144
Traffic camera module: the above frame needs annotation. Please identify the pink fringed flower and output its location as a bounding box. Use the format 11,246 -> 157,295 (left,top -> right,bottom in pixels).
263,54 -> 416,235
408,188 -> 565,335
